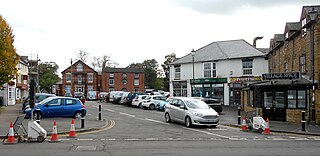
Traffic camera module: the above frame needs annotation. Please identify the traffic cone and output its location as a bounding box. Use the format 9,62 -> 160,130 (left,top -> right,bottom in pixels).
263,118 -> 271,135
49,121 -> 60,143
68,119 -> 77,138
4,122 -> 17,144
241,116 -> 249,131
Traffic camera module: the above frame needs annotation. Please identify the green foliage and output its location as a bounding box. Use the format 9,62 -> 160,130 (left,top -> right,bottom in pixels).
39,62 -> 60,93
161,53 -> 177,91
142,59 -> 160,89
0,15 -> 19,85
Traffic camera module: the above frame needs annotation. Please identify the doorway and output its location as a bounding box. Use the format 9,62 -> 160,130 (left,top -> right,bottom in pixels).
262,91 -> 286,121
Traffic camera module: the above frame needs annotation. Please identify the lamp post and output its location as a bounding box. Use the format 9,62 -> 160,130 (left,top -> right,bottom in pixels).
191,49 -> 195,97
70,59 -> 73,96
308,8 -> 319,126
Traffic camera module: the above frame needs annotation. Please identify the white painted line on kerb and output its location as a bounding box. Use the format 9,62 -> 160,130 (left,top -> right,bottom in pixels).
104,109 -> 115,112
144,118 -> 169,125
182,127 -> 231,139
119,112 -> 135,118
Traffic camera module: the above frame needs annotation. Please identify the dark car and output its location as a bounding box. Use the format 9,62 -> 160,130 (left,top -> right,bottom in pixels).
22,93 -> 56,110
125,92 -> 146,106
74,92 -> 86,104
24,96 -> 86,119
202,98 -> 223,114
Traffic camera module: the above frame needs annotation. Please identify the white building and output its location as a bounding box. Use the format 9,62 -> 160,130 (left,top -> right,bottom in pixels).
169,39 -> 268,106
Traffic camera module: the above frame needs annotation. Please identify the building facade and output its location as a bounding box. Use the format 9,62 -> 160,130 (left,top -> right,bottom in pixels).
244,5 -> 320,124
169,39 -> 268,106
15,56 -> 29,103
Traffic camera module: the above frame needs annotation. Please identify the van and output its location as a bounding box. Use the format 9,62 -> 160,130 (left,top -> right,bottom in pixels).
87,91 -> 98,101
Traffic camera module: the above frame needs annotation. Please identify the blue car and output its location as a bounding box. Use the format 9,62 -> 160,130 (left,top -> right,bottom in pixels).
155,100 -> 168,111
24,96 -> 86,119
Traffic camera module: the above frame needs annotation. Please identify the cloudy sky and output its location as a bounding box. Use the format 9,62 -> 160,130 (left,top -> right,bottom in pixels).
0,0 -> 318,76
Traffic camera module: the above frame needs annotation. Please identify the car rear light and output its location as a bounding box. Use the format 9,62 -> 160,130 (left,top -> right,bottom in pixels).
134,99 -> 138,102
82,105 -> 86,108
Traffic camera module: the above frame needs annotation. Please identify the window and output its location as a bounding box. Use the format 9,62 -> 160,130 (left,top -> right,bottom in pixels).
16,88 -> 20,99
287,90 -> 297,108
65,85 -> 71,93
88,85 -> 93,91
47,99 -> 63,106
109,88 -> 114,92
122,79 -> 127,85
248,90 -> 253,107
287,90 -> 307,109
134,73 -> 139,78
134,88 -> 139,92
18,74 -> 21,83
174,66 -> 181,80
297,90 -> 306,108
66,73 -> 71,83
300,56 -> 306,74
301,18 -> 307,37
284,62 -> 288,72
8,88 -> 15,99
212,63 -> 216,77
110,73 -> 114,78
204,63 -> 211,77
242,60 -> 253,75
134,79 -> 139,86
122,73 -> 127,78
77,75 -> 82,84
88,73 -> 93,83
76,64 -> 83,72
109,79 -> 114,85
66,99 -> 77,105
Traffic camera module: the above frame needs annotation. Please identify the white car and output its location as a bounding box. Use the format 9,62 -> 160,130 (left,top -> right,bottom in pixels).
141,95 -> 167,110
164,97 -> 219,128
131,95 -> 148,107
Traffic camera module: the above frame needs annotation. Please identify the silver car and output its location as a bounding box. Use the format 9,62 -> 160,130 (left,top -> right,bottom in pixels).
164,97 -> 219,128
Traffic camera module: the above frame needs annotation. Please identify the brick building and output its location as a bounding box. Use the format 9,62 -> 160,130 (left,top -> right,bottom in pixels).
101,68 -> 145,92
243,5 -> 320,124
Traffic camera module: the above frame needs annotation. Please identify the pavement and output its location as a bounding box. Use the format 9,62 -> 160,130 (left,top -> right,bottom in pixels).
0,103 -> 319,140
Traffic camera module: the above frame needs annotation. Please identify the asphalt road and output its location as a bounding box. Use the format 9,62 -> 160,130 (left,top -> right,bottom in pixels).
1,101 -> 320,156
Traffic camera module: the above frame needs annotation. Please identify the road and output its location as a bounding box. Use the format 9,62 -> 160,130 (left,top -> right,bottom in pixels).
1,101 -> 320,156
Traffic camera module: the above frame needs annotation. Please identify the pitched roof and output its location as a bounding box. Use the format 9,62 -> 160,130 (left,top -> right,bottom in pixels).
171,39 -> 266,65
300,5 -> 320,21
285,22 -> 301,32
103,67 -> 144,73
61,60 -> 97,74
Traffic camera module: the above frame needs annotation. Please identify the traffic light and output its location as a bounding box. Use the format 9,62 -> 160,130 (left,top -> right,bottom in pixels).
29,79 -> 35,108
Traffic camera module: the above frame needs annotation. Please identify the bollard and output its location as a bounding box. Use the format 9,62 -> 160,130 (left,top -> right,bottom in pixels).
301,110 -> 306,131
237,106 -> 241,125
99,103 -> 102,121
81,108 -> 85,128
36,108 -> 41,124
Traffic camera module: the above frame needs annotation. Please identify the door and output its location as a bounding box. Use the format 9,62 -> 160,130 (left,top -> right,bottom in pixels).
262,91 -> 286,121
42,98 -> 64,117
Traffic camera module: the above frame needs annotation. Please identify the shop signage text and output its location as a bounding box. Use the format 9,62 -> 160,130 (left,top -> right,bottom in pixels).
262,72 -> 300,80
230,76 -> 262,82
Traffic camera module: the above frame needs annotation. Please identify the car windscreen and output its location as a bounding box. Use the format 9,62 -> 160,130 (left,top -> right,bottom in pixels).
185,99 -> 210,109
38,97 -> 54,105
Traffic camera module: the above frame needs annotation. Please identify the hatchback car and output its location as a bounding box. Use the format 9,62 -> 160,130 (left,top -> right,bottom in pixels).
155,100 -> 169,111
22,93 -> 56,110
131,95 -> 148,107
164,97 -> 219,128
24,96 -> 87,119
141,95 -> 167,110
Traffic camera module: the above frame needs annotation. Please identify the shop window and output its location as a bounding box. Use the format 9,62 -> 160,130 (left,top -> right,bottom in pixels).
287,90 -> 297,108
248,90 -> 253,107
242,60 -> 253,75
297,90 -> 306,108
174,66 -> 181,80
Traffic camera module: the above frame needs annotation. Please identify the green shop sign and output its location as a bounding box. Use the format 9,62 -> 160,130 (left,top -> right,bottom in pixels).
190,78 -> 227,84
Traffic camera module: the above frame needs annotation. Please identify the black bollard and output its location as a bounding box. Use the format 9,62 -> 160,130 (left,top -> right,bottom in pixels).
301,111 -> 306,131
36,108 -> 40,124
237,106 -> 241,125
99,103 -> 102,121
81,108 -> 85,128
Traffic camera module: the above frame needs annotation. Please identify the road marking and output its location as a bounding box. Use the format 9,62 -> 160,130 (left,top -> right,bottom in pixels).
104,109 -> 115,112
182,127 -> 231,139
144,118 -> 169,125
207,128 -> 228,131
119,112 -> 135,117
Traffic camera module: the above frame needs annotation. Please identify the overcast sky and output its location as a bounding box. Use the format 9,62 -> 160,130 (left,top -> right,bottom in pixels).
0,0 -> 318,76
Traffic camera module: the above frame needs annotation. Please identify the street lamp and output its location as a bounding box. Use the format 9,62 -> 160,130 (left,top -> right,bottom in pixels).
308,8 -> 319,126
70,59 -> 73,96
191,49 -> 195,97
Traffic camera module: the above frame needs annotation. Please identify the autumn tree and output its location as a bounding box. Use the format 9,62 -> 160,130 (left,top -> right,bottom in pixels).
91,54 -> 112,71
76,49 -> 89,63
161,53 -> 177,91
38,62 -> 60,93
0,15 -> 19,85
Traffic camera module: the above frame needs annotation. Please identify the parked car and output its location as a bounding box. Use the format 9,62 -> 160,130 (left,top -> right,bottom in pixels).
24,96 -> 87,119
120,92 -> 130,105
87,91 -> 98,101
191,97 -> 223,114
155,100 -> 169,111
109,91 -> 123,103
141,95 -> 167,110
98,92 -> 109,102
64,93 -> 73,97
74,92 -> 86,104
110,91 -> 125,104
125,92 -> 146,106
22,93 -> 56,110
131,95 -> 148,107
164,97 -> 219,128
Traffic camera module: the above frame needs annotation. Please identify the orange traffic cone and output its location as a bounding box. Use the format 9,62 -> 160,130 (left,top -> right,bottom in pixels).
241,116 -> 249,131
68,119 -> 77,138
264,118 -> 271,135
49,121 -> 60,143
4,122 -> 17,144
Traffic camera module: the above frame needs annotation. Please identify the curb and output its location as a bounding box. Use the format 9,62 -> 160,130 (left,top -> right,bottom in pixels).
222,124 -> 320,136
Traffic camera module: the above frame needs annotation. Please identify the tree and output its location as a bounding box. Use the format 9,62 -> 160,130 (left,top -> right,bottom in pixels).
142,59 -> 161,89
161,53 -> 177,91
76,49 -> 89,63
0,15 -> 19,85
126,63 -> 143,69
38,62 -> 60,93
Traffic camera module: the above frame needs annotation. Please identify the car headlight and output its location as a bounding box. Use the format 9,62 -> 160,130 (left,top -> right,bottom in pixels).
193,112 -> 203,117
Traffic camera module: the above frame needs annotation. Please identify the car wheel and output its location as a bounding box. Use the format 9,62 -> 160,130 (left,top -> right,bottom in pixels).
210,125 -> 217,128
185,116 -> 192,128
138,103 -> 142,108
37,136 -> 45,142
165,113 -> 171,123
149,104 -> 155,110
33,111 -> 42,120
74,111 -> 82,119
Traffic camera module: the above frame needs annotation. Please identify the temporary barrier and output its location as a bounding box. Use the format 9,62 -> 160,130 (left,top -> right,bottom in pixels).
68,119 -> 77,138
49,121 -> 60,143
3,122 -> 18,144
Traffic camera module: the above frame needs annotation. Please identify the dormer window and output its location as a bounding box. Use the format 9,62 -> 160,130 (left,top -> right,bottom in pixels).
77,64 -> 83,72
301,18 -> 307,37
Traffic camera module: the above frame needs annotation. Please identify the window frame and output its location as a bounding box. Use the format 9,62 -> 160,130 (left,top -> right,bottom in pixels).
109,79 -> 114,86
242,60 -> 253,75
300,55 -> 306,75
88,73 -> 93,83
174,66 -> 181,80
66,73 -> 71,83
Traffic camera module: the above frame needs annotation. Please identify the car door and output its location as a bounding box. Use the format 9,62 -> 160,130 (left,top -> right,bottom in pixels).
175,99 -> 187,122
63,98 -> 79,117
168,99 -> 179,121
42,98 -> 64,117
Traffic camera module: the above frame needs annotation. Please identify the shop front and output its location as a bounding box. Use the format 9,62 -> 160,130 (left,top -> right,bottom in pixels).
172,81 -> 187,97
190,78 -> 227,104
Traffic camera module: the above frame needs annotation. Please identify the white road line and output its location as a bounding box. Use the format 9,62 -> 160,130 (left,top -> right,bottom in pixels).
119,112 -> 135,117
182,127 -> 231,139
207,128 -> 228,131
104,109 -> 115,112
144,118 -> 170,125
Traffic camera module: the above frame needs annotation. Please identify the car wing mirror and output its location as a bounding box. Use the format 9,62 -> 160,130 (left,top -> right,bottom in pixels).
179,106 -> 185,109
